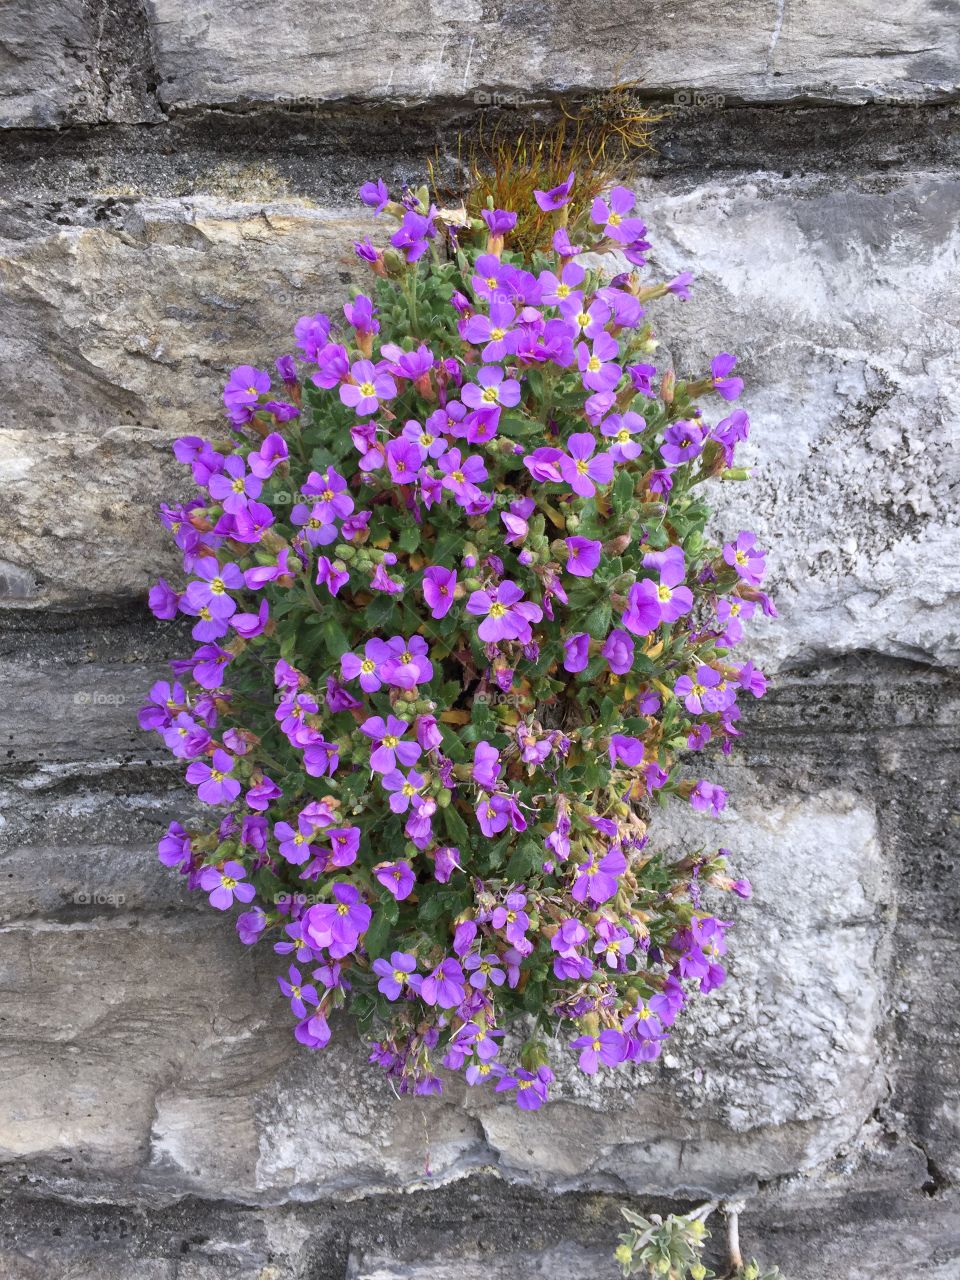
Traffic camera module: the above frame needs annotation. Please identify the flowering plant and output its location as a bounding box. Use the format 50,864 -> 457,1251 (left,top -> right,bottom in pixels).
142,168 -> 772,1108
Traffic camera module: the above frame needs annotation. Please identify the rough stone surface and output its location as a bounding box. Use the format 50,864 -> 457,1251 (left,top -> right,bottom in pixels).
0,197 -> 363,437
1,6 -> 960,1276
143,0 -> 960,111
646,172 -> 960,671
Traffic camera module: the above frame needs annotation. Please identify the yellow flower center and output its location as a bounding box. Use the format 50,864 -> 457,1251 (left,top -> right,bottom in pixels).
587,356 -> 601,372
221,876 -> 237,889
321,488 -> 334,501
657,584 -> 673,602
451,470 -> 465,484
382,734 -> 398,748
489,602 -> 507,618
232,477 -> 245,493
608,211 -> 622,226
490,328 -> 505,341
359,381 -> 376,397
361,659 -> 376,674
481,385 -> 500,403
210,578 -> 226,595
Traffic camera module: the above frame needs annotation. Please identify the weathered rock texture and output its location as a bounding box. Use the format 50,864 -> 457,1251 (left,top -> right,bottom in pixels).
1,3 -> 959,1277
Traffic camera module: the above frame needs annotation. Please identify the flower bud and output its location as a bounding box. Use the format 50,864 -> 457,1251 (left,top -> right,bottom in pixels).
660,370 -> 675,403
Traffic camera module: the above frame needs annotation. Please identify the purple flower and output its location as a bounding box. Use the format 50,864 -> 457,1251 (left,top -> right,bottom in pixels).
302,883 -> 372,958
600,411 -> 645,461
158,821 -> 191,868
359,179 -> 390,213
571,1029 -> 626,1075
462,365 -> 522,413
494,1065 -> 553,1109
563,632 -> 590,673
207,455 -> 262,513
675,665 -> 725,714
246,773 -> 281,812
301,467 -> 354,521
571,847 -> 626,904
608,734 -> 645,767
199,859 -> 255,911
737,660 -> 768,698
224,365 -> 270,415
558,433 -> 615,498
403,418 -> 447,460
339,359 -> 397,416
422,565 -> 457,618
182,557 -> 244,621
360,715 -> 421,772
661,419 -> 705,466
711,352 -> 744,401
277,965 -> 320,1018
723,531 -> 766,585
373,952 -> 418,1000
472,740 -> 503,789
576,333 -> 622,394
492,892 -> 530,947
185,748 -> 241,805
439,448 -> 487,505
374,859 -> 416,900
602,629 -> 635,675
481,208 -> 517,236
294,313 -> 331,361
295,1011 -> 332,1049
381,768 -> 425,815
327,825 -> 361,867
622,548 -> 693,635
379,635 -> 433,690
592,184 -> 646,239
385,437 -> 423,484
148,578 -> 179,621
565,536 -> 601,578
420,957 -> 465,1009
390,209 -> 436,262
462,301 -> 519,362
534,170 -> 575,211
341,638 -> 394,693
464,952 -> 506,990
466,580 -> 543,644
237,906 -> 267,945
434,845 -> 462,883
690,780 -> 728,815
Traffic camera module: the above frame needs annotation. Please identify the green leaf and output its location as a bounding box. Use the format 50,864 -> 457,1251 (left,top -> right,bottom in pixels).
442,804 -> 470,845
398,525 -> 420,553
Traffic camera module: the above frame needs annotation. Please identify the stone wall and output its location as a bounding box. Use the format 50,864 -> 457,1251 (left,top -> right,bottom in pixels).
1,4 -> 959,1277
